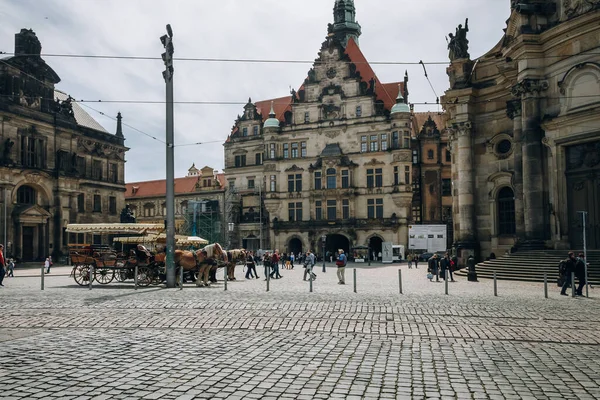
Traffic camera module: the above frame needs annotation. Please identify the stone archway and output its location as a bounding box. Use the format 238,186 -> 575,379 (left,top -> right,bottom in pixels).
287,237 -> 303,256
324,234 -> 350,259
368,235 -> 384,261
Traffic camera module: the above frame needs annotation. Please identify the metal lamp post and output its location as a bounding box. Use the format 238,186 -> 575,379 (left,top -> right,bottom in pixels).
578,211 -> 589,297
322,235 -> 326,272
228,222 -> 235,249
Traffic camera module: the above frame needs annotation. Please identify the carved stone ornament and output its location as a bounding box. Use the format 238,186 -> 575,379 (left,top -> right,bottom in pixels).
511,79 -> 549,97
364,158 -> 385,166
285,164 -> 304,172
263,164 -> 277,172
563,0 -> 600,20
77,138 -> 122,159
506,99 -> 522,120
24,173 -> 42,183
452,121 -> 472,137
393,152 -> 412,162
325,130 -> 341,139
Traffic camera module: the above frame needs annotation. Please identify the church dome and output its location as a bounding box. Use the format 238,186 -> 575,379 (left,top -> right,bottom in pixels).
263,102 -> 280,129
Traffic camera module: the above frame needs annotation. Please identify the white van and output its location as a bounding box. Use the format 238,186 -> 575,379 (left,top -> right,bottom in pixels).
392,245 -> 405,262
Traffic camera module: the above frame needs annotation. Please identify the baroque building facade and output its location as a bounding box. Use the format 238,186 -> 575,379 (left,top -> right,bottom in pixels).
443,1 -> 600,263
125,165 -> 226,244
0,29 -> 127,261
223,0 -> 415,257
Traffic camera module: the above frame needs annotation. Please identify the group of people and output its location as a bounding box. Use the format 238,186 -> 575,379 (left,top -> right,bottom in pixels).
426,253 -> 456,282
560,252 -> 588,296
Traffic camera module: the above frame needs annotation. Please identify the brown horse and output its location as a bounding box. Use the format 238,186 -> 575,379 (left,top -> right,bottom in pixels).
173,243 -> 227,287
225,249 -> 247,280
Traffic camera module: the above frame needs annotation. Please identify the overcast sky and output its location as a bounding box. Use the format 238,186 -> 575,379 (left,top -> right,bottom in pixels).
0,0 -> 510,183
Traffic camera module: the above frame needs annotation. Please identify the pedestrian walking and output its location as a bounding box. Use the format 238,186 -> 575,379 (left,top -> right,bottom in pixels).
263,252 -> 271,281
560,252 -> 577,296
245,251 -> 258,279
575,253 -> 586,296
303,250 -> 316,281
7,258 -> 14,277
270,250 -> 282,279
0,244 -> 5,286
336,249 -> 347,284
414,254 -> 419,269
428,254 -> 440,282
407,253 -> 413,269
45,257 -> 51,274
290,253 -> 295,269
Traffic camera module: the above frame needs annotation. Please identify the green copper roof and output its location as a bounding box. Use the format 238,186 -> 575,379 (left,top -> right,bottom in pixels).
264,102 -> 280,129
391,86 -> 410,114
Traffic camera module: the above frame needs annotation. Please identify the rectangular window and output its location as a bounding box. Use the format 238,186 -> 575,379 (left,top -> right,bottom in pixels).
291,143 -> 299,158
394,166 -> 399,186
288,174 -> 294,193
442,179 -> 452,197
288,202 -> 303,222
234,155 -> 247,167
315,201 -> 322,220
367,169 -> 374,188
304,112 -> 310,123
375,168 -> 383,188
370,135 -> 379,152
253,126 -> 259,136
392,131 -> 400,149
270,175 -> 276,192
269,144 -> 276,159
327,200 -> 337,221
295,174 -> 302,192
314,172 -> 322,190
109,163 -> 118,183
248,179 -> 255,189
361,136 -> 367,153
283,143 -> 289,159
109,196 -> 117,215
341,170 -> 349,189
76,156 -> 86,177
405,166 -> 411,184
367,199 -> 384,219
381,134 -> 388,151
342,199 -> 350,219
93,194 -> 102,213
288,174 -> 302,192
255,153 -> 263,165
301,142 -> 307,158
445,149 -> 452,163
403,132 -> 410,149
427,149 -> 435,160
356,105 -> 362,117
20,136 -> 46,168
327,174 -> 336,189
92,160 -> 103,180
77,194 -> 85,213
242,127 -> 248,137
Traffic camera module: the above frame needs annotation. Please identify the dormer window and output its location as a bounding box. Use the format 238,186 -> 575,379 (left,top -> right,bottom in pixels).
304,112 -> 310,123
242,127 -> 248,137
132,186 -> 139,195
253,126 -> 259,136
356,105 -> 362,117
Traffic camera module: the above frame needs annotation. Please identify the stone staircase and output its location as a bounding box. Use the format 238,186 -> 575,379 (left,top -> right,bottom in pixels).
455,250 -> 600,285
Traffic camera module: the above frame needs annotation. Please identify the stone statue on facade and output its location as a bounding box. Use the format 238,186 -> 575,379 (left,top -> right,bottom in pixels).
447,18 -> 470,61
1,138 -> 14,165
120,205 -> 136,223
290,88 -> 298,103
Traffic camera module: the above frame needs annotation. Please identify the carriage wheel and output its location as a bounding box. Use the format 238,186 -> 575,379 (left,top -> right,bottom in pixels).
115,268 -> 129,282
137,266 -> 153,287
73,264 -> 93,286
95,267 -> 115,284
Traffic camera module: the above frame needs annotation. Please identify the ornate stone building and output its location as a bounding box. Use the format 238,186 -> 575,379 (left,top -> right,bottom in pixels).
0,29 -> 127,261
443,1 -> 600,262
125,166 -> 226,244
410,112 -> 453,248
223,0 -> 414,257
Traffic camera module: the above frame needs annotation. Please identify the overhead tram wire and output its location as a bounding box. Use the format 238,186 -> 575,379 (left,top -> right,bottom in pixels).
2,50 -> 600,65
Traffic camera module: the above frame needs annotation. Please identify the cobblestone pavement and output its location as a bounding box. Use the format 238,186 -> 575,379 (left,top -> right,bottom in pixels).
1,263 -> 599,399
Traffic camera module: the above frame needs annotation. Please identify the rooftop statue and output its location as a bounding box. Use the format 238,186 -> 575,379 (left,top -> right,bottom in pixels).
447,18 -> 470,61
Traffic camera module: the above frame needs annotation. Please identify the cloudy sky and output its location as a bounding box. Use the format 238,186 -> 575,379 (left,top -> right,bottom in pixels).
1,0 -> 510,183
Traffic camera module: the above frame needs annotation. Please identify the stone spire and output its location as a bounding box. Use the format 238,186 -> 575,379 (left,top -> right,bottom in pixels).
116,112 -> 124,138
332,0 -> 362,47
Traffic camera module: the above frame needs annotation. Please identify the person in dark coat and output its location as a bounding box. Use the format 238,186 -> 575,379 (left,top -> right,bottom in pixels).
560,252 -> 577,296
428,254 -> 440,282
575,253 -> 587,296
441,252 -> 454,281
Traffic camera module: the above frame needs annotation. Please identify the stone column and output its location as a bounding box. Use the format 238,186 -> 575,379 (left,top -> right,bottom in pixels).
453,121 -> 476,243
507,100 -> 525,238
512,79 -> 548,245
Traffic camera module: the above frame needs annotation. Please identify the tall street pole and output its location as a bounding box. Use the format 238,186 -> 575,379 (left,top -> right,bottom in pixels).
161,24 -> 176,288
578,211 -> 588,298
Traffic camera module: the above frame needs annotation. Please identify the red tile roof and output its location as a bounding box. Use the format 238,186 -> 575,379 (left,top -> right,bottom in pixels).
126,173 -> 225,199
412,112 -> 447,136
255,95 -> 293,122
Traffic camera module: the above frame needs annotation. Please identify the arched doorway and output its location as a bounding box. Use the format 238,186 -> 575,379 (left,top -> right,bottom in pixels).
324,234 -> 350,260
14,184 -> 50,261
497,187 -> 516,235
369,236 -> 384,261
288,237 -> 303,256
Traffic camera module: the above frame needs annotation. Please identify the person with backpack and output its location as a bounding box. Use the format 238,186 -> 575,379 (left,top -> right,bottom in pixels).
428,254 -> 440,282
560,252 -> 577,296
575,253 -> 587,296
336,249 -> 347,285
270,250 -> 282,279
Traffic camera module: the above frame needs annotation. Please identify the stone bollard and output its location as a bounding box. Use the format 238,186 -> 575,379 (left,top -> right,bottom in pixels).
309,269 -> 313,293
134,265 -> 138,290
224,265 -> 227,292
353,269 -> 357,293
180,266 -> 183,291
41,264 -> 45,291
89,265 -> 94,291
445,270 -> 449,295
493,272 -> 497,297
398,269 -> 403,294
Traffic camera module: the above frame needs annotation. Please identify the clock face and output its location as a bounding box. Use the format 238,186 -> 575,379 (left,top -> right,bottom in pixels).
326,68 -> 337,79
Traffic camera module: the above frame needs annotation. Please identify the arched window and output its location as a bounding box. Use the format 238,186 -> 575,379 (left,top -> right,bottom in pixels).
326,168 -> 337,189
498,187 -> 516,235
17,186 -> 36,205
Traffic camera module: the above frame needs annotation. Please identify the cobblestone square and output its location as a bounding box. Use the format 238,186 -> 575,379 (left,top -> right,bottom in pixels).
1,263 -> 599,399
